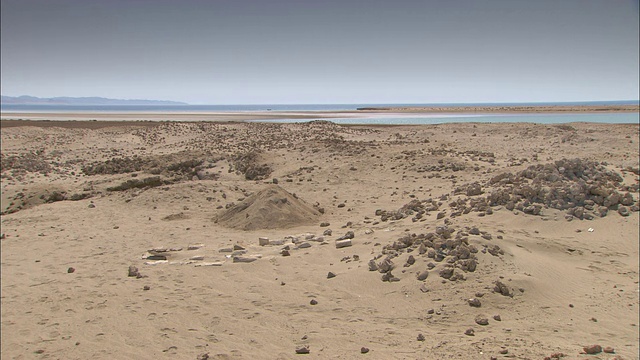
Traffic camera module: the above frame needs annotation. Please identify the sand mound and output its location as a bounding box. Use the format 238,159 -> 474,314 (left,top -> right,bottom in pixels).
216,185 -> 320,230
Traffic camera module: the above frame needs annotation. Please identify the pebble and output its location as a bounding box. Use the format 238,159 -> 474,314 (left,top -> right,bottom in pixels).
295,346 -> 310,354
67,267 -> 75,273
335,239 -> 352,248
327,272 -> 336,278
143,285 -> 150,291
416,271 -> 429,281
603,346 -> 615,353
475,315 -> 489,325
468,298 -> 481,307
310,299 -> 318,305
360,347 -> 369,354
583,344 -> 602,354
464,328 -> 475,336
416,333 -> 425,341
128,265 -> 140,278
493,314 -> 501,321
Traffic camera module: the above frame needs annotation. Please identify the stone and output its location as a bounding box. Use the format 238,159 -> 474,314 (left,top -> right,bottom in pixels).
360,347 -> 370,354
468,298 -> 481,307
416,271 -> 429,281
295,346 -> 310,354
327,272 -> 336,278
320,222 -> 330,227
368,259 -> 378,271
475,315 -> 489,325
128,265 -> 140,277
335,239 -> 352,248
603,346 -> 615,354
197,353 -> 210,360
297,242 -> 312,249
232,256 -> 258,263
323,229 -> 332,236
493,314 -> 501,321
281,249 -> 290,256
338,231 -> 355,240
310,299 -> 318,305
583,345 -> 602,354
464,328 -> 475,336
404,255 -> 416,267
143,285 -> 150,291
259,237 -> 270,246
618,206 -> 630,216
416,333 -> 425,341
494,280 -> 512,296
67,267 -> 75,273
188,244 -> 204,250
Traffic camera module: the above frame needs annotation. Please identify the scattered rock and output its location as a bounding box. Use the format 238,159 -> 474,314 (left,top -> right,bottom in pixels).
67,267 -> 75,274
335,239 -> 352,248
468,298 -> 481,307
310,299 -> 318,305
493,314 -> 501,321
603,346 -> 615,354
583,345 -> 602,354
323,229 -> 332,236
464,328 -> 475,336
295,346 -> 310,354
360,347 -> 369,354
327,272 -> 336,279
416,333 -> 425,341
475,315 -> 489,325
143,285 -> 150,291
416,271 -> 429,281
128,265 -> 140,278
337,231 -> 355,240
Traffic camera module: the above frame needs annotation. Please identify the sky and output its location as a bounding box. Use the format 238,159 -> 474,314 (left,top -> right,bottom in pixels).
1,0 -> 639,104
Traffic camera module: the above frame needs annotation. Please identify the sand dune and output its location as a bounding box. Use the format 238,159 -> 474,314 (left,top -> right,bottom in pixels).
1,120 -> 638,359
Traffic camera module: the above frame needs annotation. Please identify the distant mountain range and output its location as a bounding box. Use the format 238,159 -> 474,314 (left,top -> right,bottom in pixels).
1,95 -> 188,106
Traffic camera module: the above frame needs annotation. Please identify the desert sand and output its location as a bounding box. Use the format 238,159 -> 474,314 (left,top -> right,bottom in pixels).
1,118 -> 638,360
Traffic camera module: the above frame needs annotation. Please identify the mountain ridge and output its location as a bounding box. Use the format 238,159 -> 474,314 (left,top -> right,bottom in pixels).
1,95 -> 188,106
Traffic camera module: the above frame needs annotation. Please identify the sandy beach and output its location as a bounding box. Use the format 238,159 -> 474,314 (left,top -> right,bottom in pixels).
1,119 -> 638,359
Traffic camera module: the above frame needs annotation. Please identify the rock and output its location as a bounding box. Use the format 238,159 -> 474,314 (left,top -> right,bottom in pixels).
475,315 -> 489,325
327,272 -> 336,279
468,298 -> 481,307
281,249 -> 290,256
377,258 -> 394,273
197,353 -> 209,360
368,259 -> 378,271
143,285 -> 150,291
188,244 -> 204,250
233,244 -> 245,251
320,222 -> 330,227
233,256 -> 258,263
583,345 -> 602,354
464,328 -> 475,336
128,265 -> 140,277
297,242 -> 312,249
416,333 -> 425,341
603,346 -> 615,354
494,280 -> 512,296
259,237 -> 270,246
618,206 -> 630,216
404,255 -> 416,267
337,231 -> 354,240
381,272 -> 400,282
438,266 -> 454,279
323,229 -> 332,236
416,271 -> 429,281
194,262 -> 224,267
310,299 -> 318,305
295,346 -> 310,354
493,314 -> 501,321
88,203 -> 96,208
67,267 -> 75,273
360,347 -> 369,354
499,349 -> 508,354
335,239 -> 352,248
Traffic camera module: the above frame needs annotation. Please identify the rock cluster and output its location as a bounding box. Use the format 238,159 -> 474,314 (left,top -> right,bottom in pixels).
370,225 -> 480,283
454,158 -> 638,219
375,199 -> 440,222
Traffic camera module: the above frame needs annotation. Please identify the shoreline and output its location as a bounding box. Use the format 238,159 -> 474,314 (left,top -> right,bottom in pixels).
356,104 -> 640,113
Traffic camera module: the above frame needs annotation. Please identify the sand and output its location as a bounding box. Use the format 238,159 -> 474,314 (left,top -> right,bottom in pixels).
1,119 -> 638,359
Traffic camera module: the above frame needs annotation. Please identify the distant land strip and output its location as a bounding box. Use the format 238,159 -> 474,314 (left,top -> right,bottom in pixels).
356,104 -> 640,113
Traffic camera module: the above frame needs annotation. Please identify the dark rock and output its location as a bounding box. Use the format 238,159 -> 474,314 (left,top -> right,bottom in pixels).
583,345 -> 602,354
475,315 -> 489,325
310,299 -> 318,305
295,346 -> 310,354
67,267 -> 75,274
360,347 -> 370,354
417,333 -> 425,341
338,231 -> 355,240
464,328 -> 475,336
468,298 -> 481,307
327,272 -> 336,279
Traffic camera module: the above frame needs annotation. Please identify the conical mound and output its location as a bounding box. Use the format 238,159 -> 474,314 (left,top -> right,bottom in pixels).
217,185 -> 320,230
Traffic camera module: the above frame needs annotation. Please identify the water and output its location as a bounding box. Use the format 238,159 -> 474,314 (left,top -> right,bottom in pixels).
255,112 -> 640,125
1,102 -> 638,124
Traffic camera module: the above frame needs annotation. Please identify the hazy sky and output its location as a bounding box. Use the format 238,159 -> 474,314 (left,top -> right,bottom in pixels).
1,0 -> 639,104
